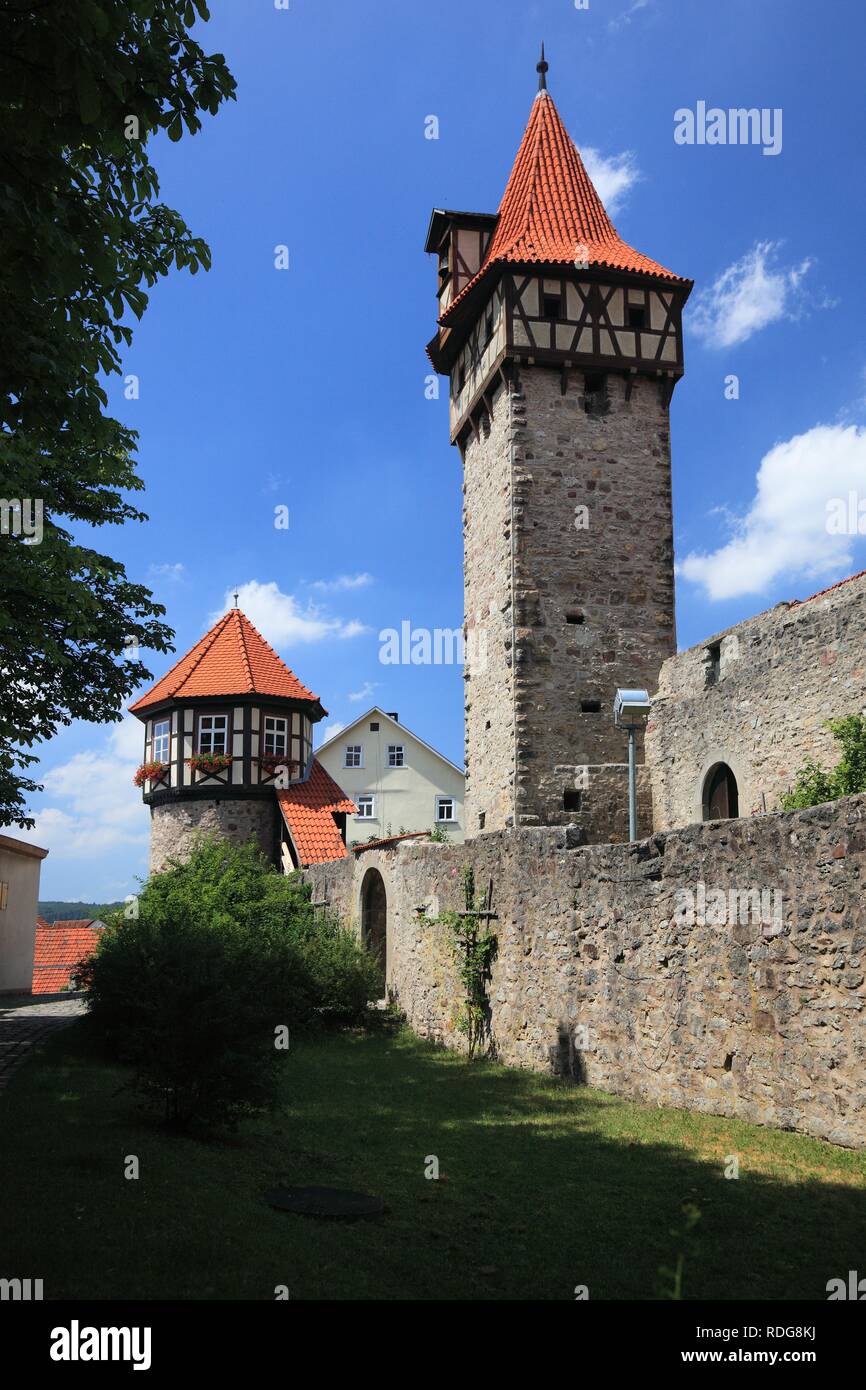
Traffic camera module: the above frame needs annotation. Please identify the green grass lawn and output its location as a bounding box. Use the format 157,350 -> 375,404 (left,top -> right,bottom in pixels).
1,1020 -> 864,1300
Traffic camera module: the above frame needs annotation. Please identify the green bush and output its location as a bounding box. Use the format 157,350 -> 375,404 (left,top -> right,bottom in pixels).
78,836 -> 380,1127
782,714 -> 866,810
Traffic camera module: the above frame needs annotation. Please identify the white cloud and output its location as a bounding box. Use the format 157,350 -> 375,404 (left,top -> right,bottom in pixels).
678,423 -> 866,600
609,0 -> 651,32
348,681 -> 377,703
582,148 -> 640,215
211,581 -> 370,644
310,573 -> 373,593
319,721 -> 346,744
689,242 -> 816,349
148,562 -> 185,581
20,717 -> 149,879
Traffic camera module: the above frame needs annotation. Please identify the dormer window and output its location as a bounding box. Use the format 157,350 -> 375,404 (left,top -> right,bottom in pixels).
198,714 -> 228,755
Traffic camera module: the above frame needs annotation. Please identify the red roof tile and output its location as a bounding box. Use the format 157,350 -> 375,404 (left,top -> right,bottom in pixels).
129,609 -> 323,714
443,90 -> 689,324
32,923 -> 102,995
276,759 -> 355,867
791,568 -> 866,607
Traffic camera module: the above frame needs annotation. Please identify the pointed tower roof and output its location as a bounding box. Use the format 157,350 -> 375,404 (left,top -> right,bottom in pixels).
441,76 -> 688,325
129,608 -> 324,715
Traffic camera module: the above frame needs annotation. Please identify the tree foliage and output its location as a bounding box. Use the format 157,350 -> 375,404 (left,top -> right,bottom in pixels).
0,1 -> 236,825
781,715 -> 866,810
79,836 -> 382,1127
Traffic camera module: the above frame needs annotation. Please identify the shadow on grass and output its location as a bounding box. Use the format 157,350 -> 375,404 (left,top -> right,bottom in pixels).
0,1020 -> 863,1301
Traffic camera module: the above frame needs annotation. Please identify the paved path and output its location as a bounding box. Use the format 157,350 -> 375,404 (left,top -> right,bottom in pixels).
0,993 -> 86,1092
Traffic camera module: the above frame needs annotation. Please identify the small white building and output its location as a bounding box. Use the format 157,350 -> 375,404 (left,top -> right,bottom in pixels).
0,833 -> 49,995
317,708 -> 465,845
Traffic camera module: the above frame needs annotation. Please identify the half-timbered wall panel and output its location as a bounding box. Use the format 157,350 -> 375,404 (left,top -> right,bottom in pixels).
505,272 -> 681,375
448,286 -> 505,431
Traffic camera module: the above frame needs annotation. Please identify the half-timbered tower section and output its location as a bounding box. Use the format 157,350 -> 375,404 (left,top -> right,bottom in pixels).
129,606 -> 354,873
426,54 -> 692,840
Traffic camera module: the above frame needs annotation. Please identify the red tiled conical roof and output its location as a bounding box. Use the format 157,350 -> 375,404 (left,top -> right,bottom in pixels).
129,609 -> 322,714
443,89 -> 688,323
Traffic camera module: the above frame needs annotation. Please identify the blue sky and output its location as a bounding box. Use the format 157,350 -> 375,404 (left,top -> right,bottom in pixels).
26,0 -> 866,899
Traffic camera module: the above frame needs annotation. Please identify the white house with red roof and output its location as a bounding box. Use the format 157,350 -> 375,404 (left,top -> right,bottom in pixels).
316,707 -> 465,845
129,605 -> 356,873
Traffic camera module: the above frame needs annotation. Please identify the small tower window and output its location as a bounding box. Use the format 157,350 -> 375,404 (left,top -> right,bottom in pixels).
264,716 -> 288,755
627,305 -> 646,330
566,611 -> 585,625
152,718 -> 170,763
198,714 -> 228,754
580,700 -> 602,714
583,372 -> 609,416
542,293 -> 563,321
705,642 -> 722,687
563,789 -> 582,812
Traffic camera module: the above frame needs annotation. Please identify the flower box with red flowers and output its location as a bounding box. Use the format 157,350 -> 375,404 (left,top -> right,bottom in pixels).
134,760 -> 168,788
257,754 -> 300,780
186,752 -> 233,776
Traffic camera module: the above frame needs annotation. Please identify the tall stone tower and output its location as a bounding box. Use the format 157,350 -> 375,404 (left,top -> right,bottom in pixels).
426,52 -> 692,842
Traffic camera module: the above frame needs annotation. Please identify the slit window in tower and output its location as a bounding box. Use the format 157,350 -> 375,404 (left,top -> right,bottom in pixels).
584,372 -> 609,416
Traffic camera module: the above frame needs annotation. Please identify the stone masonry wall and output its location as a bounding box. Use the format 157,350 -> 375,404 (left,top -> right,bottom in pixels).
461,363 -> 677,843
647,571 -> 866,830
149,797 -> 277,873
462,374 -> 517,834
307,795 -> 866,1147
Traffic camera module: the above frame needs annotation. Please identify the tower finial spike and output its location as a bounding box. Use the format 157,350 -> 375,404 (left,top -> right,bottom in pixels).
536,41 -> 548,92
232,589 -> 239,609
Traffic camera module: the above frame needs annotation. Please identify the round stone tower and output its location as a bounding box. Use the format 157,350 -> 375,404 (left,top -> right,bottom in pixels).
129,605 -> 331,873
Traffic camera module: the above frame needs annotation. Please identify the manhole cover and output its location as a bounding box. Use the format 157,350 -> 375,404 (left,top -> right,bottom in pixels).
264,1186 -> 386,1220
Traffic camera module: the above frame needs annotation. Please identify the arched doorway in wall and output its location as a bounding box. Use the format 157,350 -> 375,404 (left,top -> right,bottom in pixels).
703,762 -> 739,820
360,867 -> 387,993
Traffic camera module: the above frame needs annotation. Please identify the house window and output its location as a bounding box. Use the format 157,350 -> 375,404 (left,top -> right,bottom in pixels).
436,797 -> 455,823
370,721 -> 379,731
356,795 -> 375,820
345,745 -> 363,768
152,718 -> 170,763
0,881 -> 8,911
198,714 -> 228,754
627,305 -> 646,330
264,716 -> 288,755
388,745 -> 404,768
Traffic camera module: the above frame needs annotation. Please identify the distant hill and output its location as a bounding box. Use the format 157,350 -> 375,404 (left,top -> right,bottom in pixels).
38,901 -> 124,924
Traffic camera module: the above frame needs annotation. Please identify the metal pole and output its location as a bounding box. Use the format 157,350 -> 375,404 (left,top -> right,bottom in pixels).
628,726 -> 637,842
